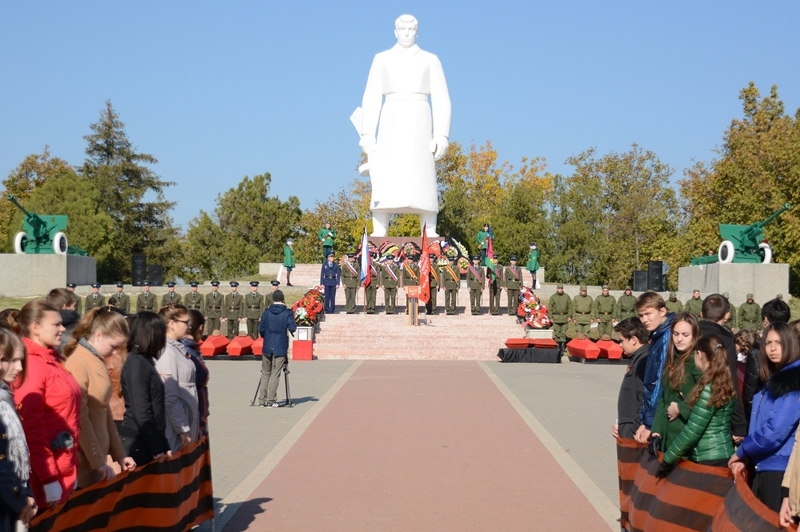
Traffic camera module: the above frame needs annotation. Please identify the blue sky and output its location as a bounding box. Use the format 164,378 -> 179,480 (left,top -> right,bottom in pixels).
1,2 -> 798,230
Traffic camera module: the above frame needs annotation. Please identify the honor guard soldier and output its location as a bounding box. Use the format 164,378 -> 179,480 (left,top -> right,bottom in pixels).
382,258 -> 400,314
425,254 -> 440,315
245,281 -> 264,339
364,253 -> 381,314
488,254 -> 503,316
476,224 -> 491,262
112,282 -> 130,314
548,284 -> 572,349
205,281 -> 223,333
136,281 -> 157,312
342,253 -> 360,314
85,283 -> 105,312
185,282 -> 205,314
722,292 -> 737,330
738,294 -> 762,331
467,256 -> 485,315
684,289 -> 703,317
161,282 -> 182,308
571,284 -> 593,336
442,256 -> 460,315
265,280 -> 280,307
593,285 -> 616,338
616,287 -> 637,321
320,252 -> 341,313
67,283 -> 82,314
503,256 -> 523,315
318,222 -> 337,263
402,257 -> 420,315
223,281 -> 245,339
665,292 -> 683,314
526,243 -> 540,288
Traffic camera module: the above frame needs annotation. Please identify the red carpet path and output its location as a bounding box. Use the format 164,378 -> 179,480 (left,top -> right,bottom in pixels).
223,361 -> 609,531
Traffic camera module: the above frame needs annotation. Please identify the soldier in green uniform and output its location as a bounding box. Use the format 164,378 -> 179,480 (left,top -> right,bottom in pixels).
205,281 -> 223,333
161,282 -> 182,308
664,292 -> 683,314
382,258 -> 400,314
283,238 -> 296,286
245,281 -> 264,339
67,283 -> 82,315
264,280 -> 280,307
616,286 -> 637,322
425,254 -> 440,315
318,222 -> 337,263
488,254 -> 502,316
571,284 -> 594,336
223,281 -> 245,339
85,283 -> 105,312
136,281 -> 157,312
467,256 -> 485,315
442,256 -> 460,315
184,281 -> 205,315
110,282 -> 130,314
503,256 -> 523,316
593,285 -> 616,338
342,253 -> 360,314
402,257 -> 420,315
476,224 -> 491,262
364,253 -> 381,314
738,294 -> 762,331
526,243 -> 540,288
684,289 -> 703,317
548,284 -> 572,348
722,292 -> 737,330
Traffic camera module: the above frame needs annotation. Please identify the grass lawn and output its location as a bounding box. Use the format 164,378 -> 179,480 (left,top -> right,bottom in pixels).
0,296 -> 35,311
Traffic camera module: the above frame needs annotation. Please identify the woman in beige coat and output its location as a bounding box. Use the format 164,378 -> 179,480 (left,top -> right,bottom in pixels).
64,308 -> 136,488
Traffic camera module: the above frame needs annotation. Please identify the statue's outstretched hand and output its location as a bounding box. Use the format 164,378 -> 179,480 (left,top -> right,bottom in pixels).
359,134 -> 377,154
431,136 -> 449,160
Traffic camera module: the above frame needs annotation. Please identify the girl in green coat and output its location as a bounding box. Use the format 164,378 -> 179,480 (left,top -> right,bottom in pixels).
526,243 -> 539,288
283,239 -> 296,286
657,335 -> 736,477
650,313 -> 703,452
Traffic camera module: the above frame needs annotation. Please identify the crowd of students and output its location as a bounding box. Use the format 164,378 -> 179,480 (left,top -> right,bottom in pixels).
0,289 -> 209,531
613,291 -> 800,527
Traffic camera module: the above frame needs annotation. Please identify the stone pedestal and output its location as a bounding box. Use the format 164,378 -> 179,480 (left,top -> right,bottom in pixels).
0,254 -> 96,297
525,328 -> 554,340
678,262 -> 789,305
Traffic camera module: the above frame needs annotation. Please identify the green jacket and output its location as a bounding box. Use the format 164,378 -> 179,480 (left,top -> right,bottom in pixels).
342,260 -> 360,288
616,294 -> 637,321
466,264 -> 484,289
503,265 -> 523,290
526,249 -> 539,271
476,230 -> 490,250
651,353 -> 703,451
318,228 -> 336,247
283,245 -> 296,268
665,299 -> 683,315
571,295 -> 593,324
594,294 -> 616,320
548,293 -> 572,323
664,384 -> 734,464
382,262 -> 400,289
684,297 -> 703,317
739,301 -> 762,327
161,291 -> 182,308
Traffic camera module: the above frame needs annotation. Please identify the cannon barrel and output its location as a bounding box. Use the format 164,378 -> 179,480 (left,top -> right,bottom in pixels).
6,194 -> 50,238
742,203 -> 791,240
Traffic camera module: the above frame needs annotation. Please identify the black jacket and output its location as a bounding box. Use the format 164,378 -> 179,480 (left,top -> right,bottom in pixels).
743,341 -> 762,427
617,344 -> 650,439
699,320 -> 747,436
0,416 -> 32,532
120,352 -> 169,462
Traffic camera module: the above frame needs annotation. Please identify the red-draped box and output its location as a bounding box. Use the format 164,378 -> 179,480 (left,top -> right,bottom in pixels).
293,340 -> 313,360
199,335 -> 229,358
596,339 -> 623,360
505,338 -> 535,349
532,338 -> 558,348
567,338 -> 600,360
227,336 -> 254,356
252,337 -> 263,356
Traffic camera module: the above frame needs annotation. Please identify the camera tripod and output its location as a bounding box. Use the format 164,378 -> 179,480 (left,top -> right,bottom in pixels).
249,356 -> 293,408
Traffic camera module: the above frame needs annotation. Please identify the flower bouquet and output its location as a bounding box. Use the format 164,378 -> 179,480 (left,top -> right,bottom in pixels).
517,287 -> 552,329
292,286 -> 325,325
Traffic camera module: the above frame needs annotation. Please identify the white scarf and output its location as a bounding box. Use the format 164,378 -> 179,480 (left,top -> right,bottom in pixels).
0,383 -> 30,483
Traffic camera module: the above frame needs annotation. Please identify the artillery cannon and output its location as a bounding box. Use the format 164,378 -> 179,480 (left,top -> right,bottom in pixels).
690,203 -> 792,266
6,195 -> 86,256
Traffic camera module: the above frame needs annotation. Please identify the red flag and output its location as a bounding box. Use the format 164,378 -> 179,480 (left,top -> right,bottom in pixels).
419,224 -> 430,304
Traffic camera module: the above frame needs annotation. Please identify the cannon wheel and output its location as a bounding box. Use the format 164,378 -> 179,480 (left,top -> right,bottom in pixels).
760,242 -> 772,264
13,232 -> 27,254
718,241 -> 735,263
53,232 -> 68,255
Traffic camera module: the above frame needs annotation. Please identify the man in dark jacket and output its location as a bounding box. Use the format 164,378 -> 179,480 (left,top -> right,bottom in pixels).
320,252 -> 341,313
257,290 -> 297,407
613,317 -> 650,439
700,294 -> 747,441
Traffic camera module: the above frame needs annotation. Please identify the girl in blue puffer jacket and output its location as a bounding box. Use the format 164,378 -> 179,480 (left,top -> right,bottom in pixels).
729,321 -> 800,512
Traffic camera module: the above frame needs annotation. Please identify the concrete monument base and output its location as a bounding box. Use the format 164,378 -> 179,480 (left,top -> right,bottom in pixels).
0,254 -> 96,297
678,262 -> 789,306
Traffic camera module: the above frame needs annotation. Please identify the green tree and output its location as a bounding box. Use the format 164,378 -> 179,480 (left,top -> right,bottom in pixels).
81,101 -> 178,282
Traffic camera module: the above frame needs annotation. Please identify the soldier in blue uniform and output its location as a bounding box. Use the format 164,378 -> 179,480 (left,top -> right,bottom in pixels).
320,252 -> 341,313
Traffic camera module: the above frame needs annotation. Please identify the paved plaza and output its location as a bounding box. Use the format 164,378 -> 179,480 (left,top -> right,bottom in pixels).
198,358 -> 625,531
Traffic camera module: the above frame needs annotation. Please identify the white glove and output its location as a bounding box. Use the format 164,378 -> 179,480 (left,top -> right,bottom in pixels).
430,136 -> 449,160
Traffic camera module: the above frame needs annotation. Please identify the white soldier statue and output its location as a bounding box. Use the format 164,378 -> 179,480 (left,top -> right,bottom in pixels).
351,14 -> 451,237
